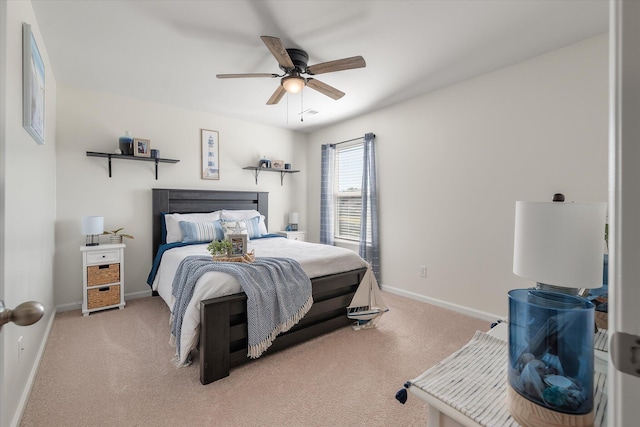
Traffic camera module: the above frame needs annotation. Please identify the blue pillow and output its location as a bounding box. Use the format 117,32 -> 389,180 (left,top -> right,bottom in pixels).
245,216 -> 263,239
179,220 -> 223,243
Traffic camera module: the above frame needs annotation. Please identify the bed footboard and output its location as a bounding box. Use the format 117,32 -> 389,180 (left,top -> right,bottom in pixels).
199,267 -> 367,385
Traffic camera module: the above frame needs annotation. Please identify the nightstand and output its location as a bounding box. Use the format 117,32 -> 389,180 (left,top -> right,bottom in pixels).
81,244 -> 126,316
277,230 -> 306,242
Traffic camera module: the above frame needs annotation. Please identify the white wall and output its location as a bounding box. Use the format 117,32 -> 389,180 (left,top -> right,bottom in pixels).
0,2 -> 57,426
307,34 -> 609,319
55,86 -> 307,309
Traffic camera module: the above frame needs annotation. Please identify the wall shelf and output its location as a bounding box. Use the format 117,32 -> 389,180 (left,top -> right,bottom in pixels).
243,166 -> 300,186
86,151 -> 179,180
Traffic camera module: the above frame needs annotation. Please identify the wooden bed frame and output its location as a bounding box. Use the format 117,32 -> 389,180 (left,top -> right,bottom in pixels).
151,188 -> 367,385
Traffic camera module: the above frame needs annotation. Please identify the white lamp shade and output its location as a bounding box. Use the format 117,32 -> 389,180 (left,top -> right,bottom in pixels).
513,201 -> 606,289
81,216 -> 104,235
289,212 -> 299,224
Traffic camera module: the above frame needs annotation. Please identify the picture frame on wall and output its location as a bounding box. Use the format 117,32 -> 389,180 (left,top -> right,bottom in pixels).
227,234 -> 247,257
133,138 -> 151,157
201,129 -> 220,180
22,23 -> 45,145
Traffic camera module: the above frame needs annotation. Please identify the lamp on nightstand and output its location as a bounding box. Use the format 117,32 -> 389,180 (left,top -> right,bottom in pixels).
81,216 -> 104,246
508,194 -> 606,427
289,212 -> 299,231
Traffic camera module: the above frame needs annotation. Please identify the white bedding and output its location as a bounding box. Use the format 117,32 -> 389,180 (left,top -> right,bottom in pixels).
152,237 -> 369,364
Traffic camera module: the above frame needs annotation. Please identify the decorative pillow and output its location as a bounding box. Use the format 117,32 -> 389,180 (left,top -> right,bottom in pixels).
244,216 -> 263,239
221,210 -> 268,235
165,211 -> 221,243
179,220 -> 223,243
220,220 -> 249,239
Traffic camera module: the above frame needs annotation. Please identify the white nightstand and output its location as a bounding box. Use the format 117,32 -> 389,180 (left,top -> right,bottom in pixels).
277,230 -> 306,242
81,244 -> 126,316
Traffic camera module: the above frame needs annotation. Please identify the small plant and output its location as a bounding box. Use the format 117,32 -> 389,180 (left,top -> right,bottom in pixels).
102,228 -> 134,239
207,239 -> 231,257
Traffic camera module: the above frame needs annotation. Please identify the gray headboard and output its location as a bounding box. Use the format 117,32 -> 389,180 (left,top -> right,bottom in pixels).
151,188 -> 268,259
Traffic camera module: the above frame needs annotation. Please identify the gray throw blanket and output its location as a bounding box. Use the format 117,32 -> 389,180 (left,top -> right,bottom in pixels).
171,256 -> 313,361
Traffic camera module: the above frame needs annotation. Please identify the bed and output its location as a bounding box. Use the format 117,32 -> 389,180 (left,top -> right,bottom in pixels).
150,188 -> 369,385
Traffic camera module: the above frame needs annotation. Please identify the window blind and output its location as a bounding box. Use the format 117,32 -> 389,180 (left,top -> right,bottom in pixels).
335,143 -> 363,241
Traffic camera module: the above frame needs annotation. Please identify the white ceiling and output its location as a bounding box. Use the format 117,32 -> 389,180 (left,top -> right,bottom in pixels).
31,0 -> 608,133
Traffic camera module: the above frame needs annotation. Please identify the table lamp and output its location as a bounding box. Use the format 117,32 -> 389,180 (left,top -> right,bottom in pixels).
289,212 -> 299,231
81,216 -> 104,246
508,195 -> 606,427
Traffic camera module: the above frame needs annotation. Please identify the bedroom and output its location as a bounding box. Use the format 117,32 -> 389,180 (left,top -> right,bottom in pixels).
1,1 -> 637,426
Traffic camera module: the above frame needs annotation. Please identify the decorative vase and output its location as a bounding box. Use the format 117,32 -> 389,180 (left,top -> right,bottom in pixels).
110,235 -> 123,244
118,131 -> 133,155
507,289 -> 595,427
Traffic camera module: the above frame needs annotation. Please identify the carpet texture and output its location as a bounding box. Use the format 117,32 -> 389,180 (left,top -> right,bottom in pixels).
20,292 -> 489,426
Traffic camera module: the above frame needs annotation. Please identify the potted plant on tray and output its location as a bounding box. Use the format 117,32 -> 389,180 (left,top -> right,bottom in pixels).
103,228 -> 134,244
207,239 -> 232,259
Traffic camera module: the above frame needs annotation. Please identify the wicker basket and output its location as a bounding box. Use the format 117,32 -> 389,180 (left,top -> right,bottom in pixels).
87,263 -> 120,286
88,285 -> 120,309
212,250 -> 255,263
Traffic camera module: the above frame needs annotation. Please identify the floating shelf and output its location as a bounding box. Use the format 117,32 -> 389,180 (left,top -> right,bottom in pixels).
86,151 -> 180,180
243,166 -> 300,186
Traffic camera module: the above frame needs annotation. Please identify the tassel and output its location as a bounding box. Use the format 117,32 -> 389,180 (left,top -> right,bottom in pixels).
395,381 -> 412,404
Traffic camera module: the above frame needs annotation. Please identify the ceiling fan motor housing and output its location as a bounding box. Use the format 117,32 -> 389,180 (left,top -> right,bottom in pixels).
284,48 -> 309,73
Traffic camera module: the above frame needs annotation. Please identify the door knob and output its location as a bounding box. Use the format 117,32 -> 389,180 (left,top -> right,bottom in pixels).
0,300 -> 45,331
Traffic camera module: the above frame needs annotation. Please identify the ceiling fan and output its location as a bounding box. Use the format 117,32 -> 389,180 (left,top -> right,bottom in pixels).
216,36 -> 366,105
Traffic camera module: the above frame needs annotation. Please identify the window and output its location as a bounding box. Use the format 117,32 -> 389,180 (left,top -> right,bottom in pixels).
335,143 -> 363,241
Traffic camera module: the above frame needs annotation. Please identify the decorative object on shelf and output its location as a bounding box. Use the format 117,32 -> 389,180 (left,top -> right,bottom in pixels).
102,228 -> 134,244
133,138 -> 151,157
22,23 -> 45,145
259,156 -> 271,168
289,212 -> 299,231
150,149 -> 160,158
272,159 -> 285,169
508,195 -> 607,427
207,239 -> 232,259
201,129 -> 220,180
243,165 -> 299,185
118,131 -> 133,155
284,163 -> 291,170
81,216 -> 104,246
85,151 -> 179,180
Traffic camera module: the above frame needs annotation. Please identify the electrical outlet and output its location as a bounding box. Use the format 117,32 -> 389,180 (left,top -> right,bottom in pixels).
17,336 -> 24,365
419,266 -> 427,278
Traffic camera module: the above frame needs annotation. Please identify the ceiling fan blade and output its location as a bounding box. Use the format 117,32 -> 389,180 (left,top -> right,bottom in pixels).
260,36 -> 295,70
266,85 -> 287,105
306,78 -> 345,100
307,56 -> 366,75
216,73 -> 279,79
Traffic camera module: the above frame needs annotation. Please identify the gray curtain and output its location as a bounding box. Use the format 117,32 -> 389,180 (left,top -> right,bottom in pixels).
359,133 -> 380,281
320,144 -> 335,245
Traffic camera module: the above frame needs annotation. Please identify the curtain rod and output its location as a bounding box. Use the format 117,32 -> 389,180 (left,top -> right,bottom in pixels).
331,133 -> 375,147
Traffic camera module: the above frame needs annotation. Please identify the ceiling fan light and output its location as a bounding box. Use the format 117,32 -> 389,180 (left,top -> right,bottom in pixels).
282,76 -> 306,94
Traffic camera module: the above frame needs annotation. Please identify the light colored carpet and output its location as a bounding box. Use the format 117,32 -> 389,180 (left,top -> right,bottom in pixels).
20,292 -> 489,426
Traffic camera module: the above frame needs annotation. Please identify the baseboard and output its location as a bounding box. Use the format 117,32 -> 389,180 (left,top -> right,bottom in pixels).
125,289 -> 153,300
380,284 -> 503,323
11,310 -> 56,427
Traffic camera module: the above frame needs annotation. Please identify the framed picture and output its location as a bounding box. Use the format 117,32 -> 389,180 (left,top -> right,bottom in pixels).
227,234 -> 247,257
133,138 -> 151,157
22,23 -> 45,145
272,159 -> 285,169
201,129 -> 219,180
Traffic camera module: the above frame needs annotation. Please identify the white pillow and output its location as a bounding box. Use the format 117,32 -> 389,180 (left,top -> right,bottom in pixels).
165,211 -> 221,243
221,210 -> 268,235
220,220 -> 248,239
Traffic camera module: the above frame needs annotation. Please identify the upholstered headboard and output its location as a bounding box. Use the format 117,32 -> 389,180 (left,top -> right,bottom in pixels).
151,189 -> 268,259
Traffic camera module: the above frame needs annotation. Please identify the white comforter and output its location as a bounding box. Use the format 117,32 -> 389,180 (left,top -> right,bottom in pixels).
151,237 -> 369,364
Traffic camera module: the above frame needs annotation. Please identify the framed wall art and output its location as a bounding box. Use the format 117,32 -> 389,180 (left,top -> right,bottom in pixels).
133,138 -> 151,157
23,23 -> 45,145
201,129 -> 220,180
